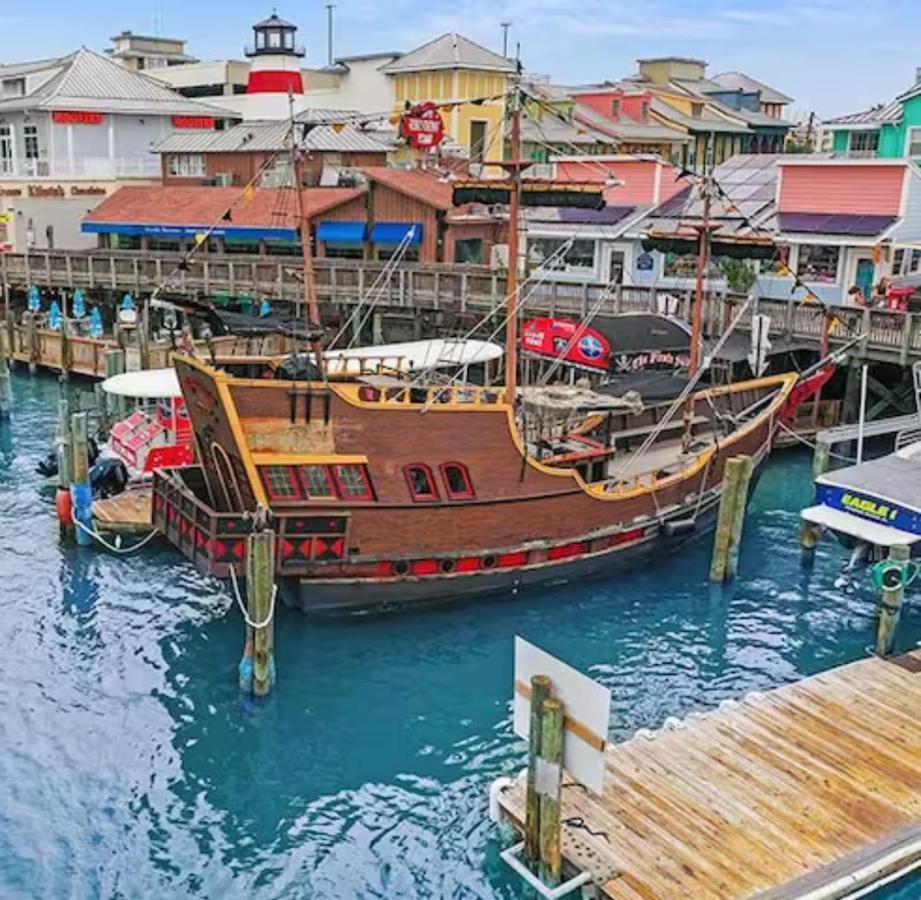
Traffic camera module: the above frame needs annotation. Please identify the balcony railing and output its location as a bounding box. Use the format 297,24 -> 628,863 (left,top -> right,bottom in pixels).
0,156 -> 161,180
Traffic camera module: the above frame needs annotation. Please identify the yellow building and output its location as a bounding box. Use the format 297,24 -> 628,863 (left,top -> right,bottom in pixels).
382,34 -> 516,168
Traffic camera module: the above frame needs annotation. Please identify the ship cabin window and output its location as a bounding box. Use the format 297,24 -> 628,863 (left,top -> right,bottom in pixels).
441,462 -> 474,499
333,463 -> 374,500
260,465 -> 300,500
404,464 -> 439,501
298,464 -> 337,499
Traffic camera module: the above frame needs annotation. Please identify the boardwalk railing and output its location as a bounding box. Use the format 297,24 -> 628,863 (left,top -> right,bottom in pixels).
4,249 -> 921,363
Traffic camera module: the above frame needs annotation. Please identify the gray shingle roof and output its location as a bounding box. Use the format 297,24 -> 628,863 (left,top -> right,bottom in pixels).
0,48 -> 232,117
154,117 -> 394,154
381,33 -> 516,74
709,71 -> 793,105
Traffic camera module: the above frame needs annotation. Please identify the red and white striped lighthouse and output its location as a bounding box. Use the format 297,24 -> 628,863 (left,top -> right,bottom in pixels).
245,13 -> 305,95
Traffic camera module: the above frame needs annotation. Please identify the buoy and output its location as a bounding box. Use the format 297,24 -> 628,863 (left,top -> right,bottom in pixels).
55,487 -> 73,526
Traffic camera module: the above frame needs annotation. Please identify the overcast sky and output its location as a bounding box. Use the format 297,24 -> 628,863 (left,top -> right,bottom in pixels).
2,0 -> 918,119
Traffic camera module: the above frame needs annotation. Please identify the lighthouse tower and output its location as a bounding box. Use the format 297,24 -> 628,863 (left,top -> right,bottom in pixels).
242,13 -> 306,116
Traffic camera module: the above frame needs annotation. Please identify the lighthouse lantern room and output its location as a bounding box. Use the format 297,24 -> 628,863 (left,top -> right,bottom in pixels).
245,12 -> 306,96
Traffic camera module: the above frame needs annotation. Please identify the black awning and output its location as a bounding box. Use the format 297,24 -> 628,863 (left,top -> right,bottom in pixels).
642,235 -> 776,260
453,182 -> 605,210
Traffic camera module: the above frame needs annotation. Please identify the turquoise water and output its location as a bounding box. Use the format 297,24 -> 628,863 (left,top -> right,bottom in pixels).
1,368 -> 919,899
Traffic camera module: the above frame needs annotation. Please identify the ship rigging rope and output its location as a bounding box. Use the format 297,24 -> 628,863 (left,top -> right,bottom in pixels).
228,564 -> 278,630
775,420 -> 856,463
71,517 -> 160,554
611,295 -> 754,485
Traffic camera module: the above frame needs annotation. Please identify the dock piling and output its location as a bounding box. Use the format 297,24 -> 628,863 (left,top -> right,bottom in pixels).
69,412 -> 92,547
0,326 -> 10,421
800,439 -> 831,559
875,544 -> 913,657
710,454 -> 754,583
239,527 -> 277,697
104,349 -> 128,420
525,674 -> 551,864
56,398 -> 73,537
538,697 -> 564,887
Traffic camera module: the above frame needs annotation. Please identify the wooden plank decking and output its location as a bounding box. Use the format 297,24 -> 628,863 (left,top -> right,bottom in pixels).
498,649 -> 921,899
92,490 -> 151,533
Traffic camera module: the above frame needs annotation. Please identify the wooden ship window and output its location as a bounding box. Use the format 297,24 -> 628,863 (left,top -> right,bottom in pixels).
440,462 -> 474,499
260,465 -> 301,500
332,464 -> 374,501
297,464 -> 337,499
404,464 -> 439,502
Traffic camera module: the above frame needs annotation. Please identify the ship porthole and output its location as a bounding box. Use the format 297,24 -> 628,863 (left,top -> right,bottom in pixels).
393,559 -> 410,576
482,554 -> 497,569
439,558 -> 455,574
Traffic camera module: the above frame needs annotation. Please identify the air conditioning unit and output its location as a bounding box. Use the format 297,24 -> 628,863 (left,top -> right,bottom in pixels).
490,243 -> 509,269
213,172 -> 233,186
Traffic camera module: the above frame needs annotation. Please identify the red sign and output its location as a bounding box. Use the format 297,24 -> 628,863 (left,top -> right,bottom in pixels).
53,111 -> 103,125
172,116 -> 216,129
521,317 -> 611,371
400,102 -> 445,150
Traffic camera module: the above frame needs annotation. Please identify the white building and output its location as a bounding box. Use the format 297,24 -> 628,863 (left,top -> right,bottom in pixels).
107,31 -> 197,72
0,48 -> 233,251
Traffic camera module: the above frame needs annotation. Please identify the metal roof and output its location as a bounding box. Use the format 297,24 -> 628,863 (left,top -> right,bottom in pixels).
670,78 -> 790,129
381,33 -> 516,74
0,48 -> 232,117
154,118 -> 393,154
252,13 -> 297,29
823,100 -> 902,127
649,96 -> 751,134
709,71 -> 793,105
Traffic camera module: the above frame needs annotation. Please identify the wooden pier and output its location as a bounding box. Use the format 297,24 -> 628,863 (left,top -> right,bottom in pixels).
497,649 -> 921,899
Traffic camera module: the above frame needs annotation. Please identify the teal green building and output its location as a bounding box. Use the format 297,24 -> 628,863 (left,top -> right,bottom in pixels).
826,77 -> 921,161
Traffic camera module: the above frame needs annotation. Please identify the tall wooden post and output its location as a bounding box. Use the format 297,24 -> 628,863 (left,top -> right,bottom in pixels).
538,697 -> 564,887
139,297 -> 151,371
240,528 -> 276,697
70,411 -> 92,547
525,674 -> 551,864
710,454 -> 754,582
0,323 -> 10,421
26,312 -> 37,374
104,348 -> 127,420
504,87 -> 523,406
800,439 -> 831,556
56,397 -> 73,537
876,544 -> 911,657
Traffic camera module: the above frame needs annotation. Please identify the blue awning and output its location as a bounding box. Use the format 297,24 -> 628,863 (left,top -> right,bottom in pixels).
370,222 -> 423,245
316,221 -> 365,243
81,222 -> 298,241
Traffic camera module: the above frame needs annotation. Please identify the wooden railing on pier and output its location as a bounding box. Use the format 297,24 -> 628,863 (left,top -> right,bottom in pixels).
5,249 -> 921,364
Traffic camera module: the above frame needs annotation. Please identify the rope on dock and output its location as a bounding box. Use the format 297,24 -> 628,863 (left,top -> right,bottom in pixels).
72,517 -> 160,554
228,564 -> 277,629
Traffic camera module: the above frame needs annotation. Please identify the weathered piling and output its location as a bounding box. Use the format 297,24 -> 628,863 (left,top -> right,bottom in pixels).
0,326 -> 10,421
524,674 -> 551,864
710,454 -> 754,582
104,348 -> 128,420
56,398 -> 73,536
875,544 -> 913,657
800,438 -> 832,558
239,528 -> 277,697
25,312 -> 37,374
538,697 -> 564,887
70,412 -> 93,547
139,299 -> 151,371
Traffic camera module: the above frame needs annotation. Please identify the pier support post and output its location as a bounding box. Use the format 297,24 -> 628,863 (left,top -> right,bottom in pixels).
239,527 -> 276,697
104,348 -> 127,420
26,312 -> 37,374
800,440 -> 831,559
525,674 -> 551,864
538,697 -> 564,887
56,398 -> 73,537
70,412 -> 93,547
710,455 -> 754,583
0,325 -> 10,421
875,544 -> 912,657
139,298 -> 151,371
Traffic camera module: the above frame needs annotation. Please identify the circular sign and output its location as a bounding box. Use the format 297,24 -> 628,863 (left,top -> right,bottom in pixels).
400,101 -> 446,151
579,334 -> 605,360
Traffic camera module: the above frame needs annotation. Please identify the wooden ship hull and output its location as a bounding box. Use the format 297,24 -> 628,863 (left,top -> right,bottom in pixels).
157,355 -> 799,615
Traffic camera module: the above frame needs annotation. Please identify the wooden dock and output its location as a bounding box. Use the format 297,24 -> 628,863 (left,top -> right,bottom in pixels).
497,649 -> 921,899
92,489 -> 151,533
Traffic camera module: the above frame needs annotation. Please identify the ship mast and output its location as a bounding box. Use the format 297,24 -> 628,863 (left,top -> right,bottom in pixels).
504,86 -> 524,405
682,171 -> 712,452
289,106 -> 324,375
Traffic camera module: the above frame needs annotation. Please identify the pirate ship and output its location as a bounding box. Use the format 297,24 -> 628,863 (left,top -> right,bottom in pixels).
154,87 -> 820,615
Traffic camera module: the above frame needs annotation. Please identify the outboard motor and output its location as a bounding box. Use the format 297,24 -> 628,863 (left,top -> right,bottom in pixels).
89,457 -> 129,499
36,436 -> 100,478
274,354 -> 323,381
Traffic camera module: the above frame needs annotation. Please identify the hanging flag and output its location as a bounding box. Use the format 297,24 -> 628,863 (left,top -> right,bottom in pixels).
194,232 -> 207,247
747,313 -> 772,376
331,122 -> 346,133
243,185 -> 256,201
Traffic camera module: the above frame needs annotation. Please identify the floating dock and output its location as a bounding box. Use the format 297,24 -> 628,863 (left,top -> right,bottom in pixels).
92,489 -> 152,534
496,649 -> 921,899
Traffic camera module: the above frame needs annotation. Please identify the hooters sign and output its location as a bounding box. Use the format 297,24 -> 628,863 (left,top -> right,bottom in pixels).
400,102 -> 446,150
521,317 -> 611,371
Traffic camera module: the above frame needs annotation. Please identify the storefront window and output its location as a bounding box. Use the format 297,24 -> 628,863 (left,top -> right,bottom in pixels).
528,237 -> 596,273
324,243 -> 364,259
167,154 -> 205,178
377,245 -> 419,262
23,124 -> 39,160
454,238 -> 484,265
797,245 -> 840,282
